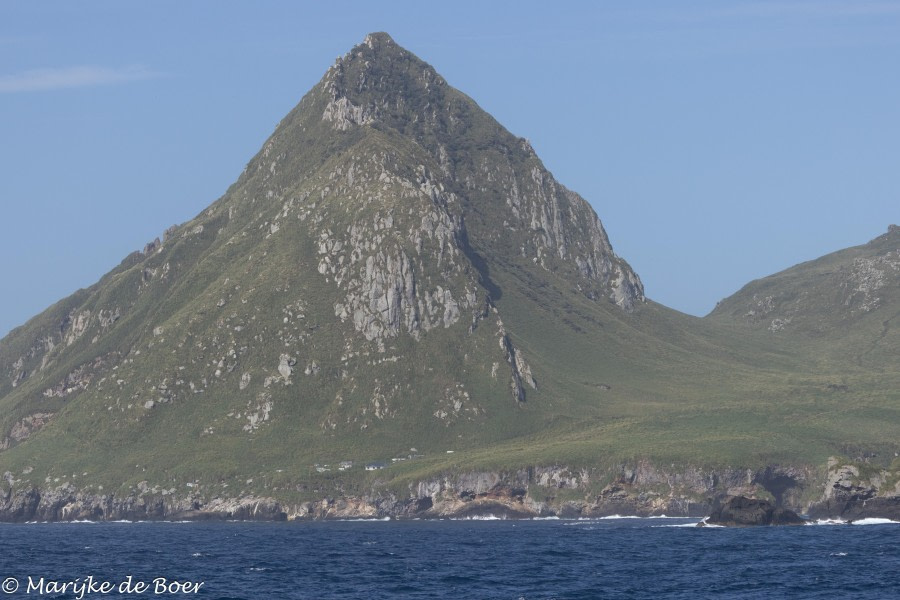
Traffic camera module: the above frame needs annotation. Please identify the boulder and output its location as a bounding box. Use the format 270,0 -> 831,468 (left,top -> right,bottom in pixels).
702,495 -> 805,526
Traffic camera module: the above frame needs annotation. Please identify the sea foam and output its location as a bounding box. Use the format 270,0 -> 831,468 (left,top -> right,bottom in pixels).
849,518 -> 900,526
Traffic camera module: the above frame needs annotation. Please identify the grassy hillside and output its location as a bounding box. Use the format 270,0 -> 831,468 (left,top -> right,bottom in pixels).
1,34 -> 898,508
708,225 -> 900,370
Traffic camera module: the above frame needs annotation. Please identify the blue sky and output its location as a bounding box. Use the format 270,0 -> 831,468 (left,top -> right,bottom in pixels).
1,1 -> 898,337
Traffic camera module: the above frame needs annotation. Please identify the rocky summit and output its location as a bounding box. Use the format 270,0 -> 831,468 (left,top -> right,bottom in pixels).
1,33 -> 898,522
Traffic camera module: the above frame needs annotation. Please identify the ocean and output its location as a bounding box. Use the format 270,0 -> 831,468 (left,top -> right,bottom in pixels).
1,517 -> 898,599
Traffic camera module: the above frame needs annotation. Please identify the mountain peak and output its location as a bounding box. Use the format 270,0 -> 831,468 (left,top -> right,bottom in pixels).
323,31 -> 444,107
278,32 -> 645,312
362,31 -> 396,48
330,31 -> 420,74
0,33 -> 645,479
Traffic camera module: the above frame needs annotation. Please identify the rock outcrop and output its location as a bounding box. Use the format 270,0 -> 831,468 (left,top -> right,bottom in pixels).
0,484 -> 286,522
702,495 -> 805,527
0,463 -> 829,523
808,460 -> 900,522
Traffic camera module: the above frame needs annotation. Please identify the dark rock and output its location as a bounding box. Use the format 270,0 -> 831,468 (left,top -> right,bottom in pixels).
807,462 -> 900,521
810,492 -> 900,522
0,486 -> 288,523
163,225 -> 178,242
703,495 -> 805,527
142,237 -> 161,255
844,497 -> 900,522
414,496 -> 433,513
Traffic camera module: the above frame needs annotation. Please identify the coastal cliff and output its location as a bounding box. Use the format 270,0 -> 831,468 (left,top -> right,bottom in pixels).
4,460 -> 895,523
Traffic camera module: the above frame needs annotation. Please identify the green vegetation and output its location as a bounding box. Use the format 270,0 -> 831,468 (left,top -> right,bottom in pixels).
0,33 -> 897,506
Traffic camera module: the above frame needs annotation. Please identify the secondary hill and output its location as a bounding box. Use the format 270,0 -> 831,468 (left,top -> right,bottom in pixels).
708,225 -> 900,370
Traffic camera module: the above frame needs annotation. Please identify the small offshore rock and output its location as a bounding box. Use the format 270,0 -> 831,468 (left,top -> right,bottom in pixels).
702,495 -> 805,527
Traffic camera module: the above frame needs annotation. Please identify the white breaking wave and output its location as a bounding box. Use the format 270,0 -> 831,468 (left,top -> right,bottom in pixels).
807,519 -> 847,526
563,516 -> 698,526
560,514 -> 684,521
808,517 -> 900,526
695,518 -> 725,528
849,518 -> 900,525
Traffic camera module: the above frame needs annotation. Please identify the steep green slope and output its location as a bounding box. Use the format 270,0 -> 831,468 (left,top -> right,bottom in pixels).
0,34 -> 897,518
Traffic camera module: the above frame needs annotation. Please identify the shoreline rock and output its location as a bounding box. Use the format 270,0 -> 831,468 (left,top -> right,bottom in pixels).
701,495 -> 805,527
807,461 -> 900,522
1,461 -> 896,524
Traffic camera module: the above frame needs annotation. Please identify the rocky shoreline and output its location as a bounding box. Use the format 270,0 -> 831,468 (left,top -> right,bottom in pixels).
1,460 -> 897,524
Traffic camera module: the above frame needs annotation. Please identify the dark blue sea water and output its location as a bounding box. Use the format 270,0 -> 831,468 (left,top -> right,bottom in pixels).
1,517 -> 898,599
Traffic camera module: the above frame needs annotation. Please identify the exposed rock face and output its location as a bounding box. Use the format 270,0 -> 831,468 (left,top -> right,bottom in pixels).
0,463 -> 815,523
277,354 -> 294,381
703,495 -> 805,527
808,461 -> 900,521
839,252 -> 900,314
0,465 -> 698,522
8,413 -> 54,443
0,485 -> 286,522
498,320 -> 536,402
0,460 -> 894,523
324,197 -> 470,341
317,32 -> 644,313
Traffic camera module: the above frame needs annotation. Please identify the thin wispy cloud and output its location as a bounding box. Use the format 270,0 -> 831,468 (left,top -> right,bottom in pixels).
0,65 -> 160,93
